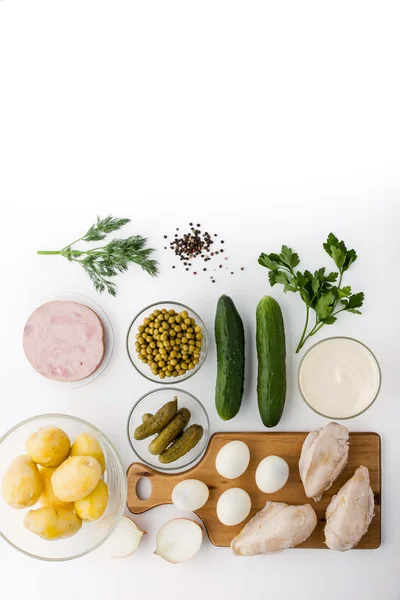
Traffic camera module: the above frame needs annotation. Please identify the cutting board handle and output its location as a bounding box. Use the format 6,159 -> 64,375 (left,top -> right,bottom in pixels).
126,462 -> 177,514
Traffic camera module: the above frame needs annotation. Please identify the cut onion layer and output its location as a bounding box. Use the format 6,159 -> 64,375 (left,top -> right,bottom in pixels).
172,480 -> 209,512
155,518 -> 203,563
98,515 -> 145,558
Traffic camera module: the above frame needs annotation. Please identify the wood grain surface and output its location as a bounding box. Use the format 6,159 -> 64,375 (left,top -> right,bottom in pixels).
127,431 -> 381,549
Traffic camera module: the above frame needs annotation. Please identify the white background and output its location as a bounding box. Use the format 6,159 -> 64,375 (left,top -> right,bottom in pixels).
1,1 -> 399,598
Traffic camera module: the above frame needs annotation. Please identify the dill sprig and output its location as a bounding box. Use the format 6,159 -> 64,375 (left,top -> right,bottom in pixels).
37,215 -> 158,296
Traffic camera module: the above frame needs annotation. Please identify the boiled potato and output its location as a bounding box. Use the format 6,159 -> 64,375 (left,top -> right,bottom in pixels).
24,507 -> 82,540
74,480 -> 108,521
71,433 -> 106,474
39,467 -> 74,511
51,456 -> 102,502
26,427 -> 70,468
2,455 -> 43,509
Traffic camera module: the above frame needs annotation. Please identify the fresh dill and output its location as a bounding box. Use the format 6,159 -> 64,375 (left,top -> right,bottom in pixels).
37,215 -> 158,296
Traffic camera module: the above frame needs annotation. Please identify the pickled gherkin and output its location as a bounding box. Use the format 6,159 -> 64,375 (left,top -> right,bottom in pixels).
159,425 -> 203,464
148,408 -> 191,455
134,398 -> 177,440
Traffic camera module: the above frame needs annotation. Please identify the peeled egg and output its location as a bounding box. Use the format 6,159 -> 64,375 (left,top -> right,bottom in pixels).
215,441 -> 250,479
216,488 -> 251,526
255,455 -> 289,493
171,480 -> 209,512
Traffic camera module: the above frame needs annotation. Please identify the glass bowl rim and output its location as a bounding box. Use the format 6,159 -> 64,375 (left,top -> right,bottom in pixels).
126,300 -> 208,384
0,413 -> 127,562
126,386 -> 210,472
297,336 -> 382,420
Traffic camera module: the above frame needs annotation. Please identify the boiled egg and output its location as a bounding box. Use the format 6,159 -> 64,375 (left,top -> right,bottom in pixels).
215,441 -> 250,479
216,488 -> 251,526
255,455 -> 289,493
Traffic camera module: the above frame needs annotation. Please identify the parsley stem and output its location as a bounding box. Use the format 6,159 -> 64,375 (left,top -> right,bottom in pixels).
296,305 -> 310,353
37,250 -> 61,255
309,322 -> 325,337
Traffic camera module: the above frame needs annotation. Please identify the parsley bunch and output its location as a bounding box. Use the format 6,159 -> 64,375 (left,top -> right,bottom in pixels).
38,215 -> 158,296
258,233 -> 364,352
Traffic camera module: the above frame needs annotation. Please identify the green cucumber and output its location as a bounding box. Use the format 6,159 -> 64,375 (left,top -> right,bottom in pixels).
215,295 -> 245,420
256,296 -> 286,427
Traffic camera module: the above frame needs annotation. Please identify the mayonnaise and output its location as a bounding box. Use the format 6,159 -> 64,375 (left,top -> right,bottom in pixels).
299,337 -> 381,419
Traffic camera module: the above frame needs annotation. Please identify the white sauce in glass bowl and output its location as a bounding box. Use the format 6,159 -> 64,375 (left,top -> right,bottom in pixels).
299,337 -> 381,419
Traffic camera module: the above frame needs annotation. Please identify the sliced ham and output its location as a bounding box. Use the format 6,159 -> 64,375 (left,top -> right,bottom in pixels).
23,301 -> 105,382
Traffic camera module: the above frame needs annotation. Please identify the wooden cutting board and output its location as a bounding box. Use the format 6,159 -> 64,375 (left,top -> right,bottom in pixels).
127,431 -> 381,549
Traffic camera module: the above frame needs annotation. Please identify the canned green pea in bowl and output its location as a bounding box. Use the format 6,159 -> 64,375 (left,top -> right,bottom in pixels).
126,301 -> 208,384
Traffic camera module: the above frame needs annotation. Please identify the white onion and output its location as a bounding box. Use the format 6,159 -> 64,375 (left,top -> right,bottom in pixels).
155,519 -> 203,563
172,480 -> 209,511
98,516 -> 145,558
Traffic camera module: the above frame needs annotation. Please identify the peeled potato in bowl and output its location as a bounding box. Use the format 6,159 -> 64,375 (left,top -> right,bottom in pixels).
2,455 -> 43,509
24,507 -> 82,540
71,433 -> 106,474
39,467 -> 74,511
74,480 -> 108,521
26,427 -> 70,468
51,456 -> 102,503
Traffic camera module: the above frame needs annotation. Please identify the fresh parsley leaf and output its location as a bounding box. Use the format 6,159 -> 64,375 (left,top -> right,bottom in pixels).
279,245 -> 300,270
343,248 -> 357,272
341,292 -> 364,312
323,233 -> 347,256
274,271 -> 294,286
337,286 -> 352,298
311,276 -> 320,294
268,271 -> 278,286
284,282 -> 298,293
331,246 -> 346,270
259,234 -> 364,352
321,315 -> 337,325
326,271 -> 339,283
315,291 -> 335,319
324,232 -> 358,273
259,253 -> 279,271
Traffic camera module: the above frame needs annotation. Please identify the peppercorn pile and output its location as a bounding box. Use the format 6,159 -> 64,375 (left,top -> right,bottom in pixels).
164,223 -> 243,282
135,308 -> 203,379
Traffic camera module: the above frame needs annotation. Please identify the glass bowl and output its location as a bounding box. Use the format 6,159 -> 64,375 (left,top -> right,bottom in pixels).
298,336 -> 382,420
0,414 -> 127,561
127,388 -> 210,472
126,301 -> 208,384
23,293 -> 114,390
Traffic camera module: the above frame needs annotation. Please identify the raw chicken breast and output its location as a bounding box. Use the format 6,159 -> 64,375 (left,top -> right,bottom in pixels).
299,422 -> 349,501
325,465 -> 374,551
231,501 -> 317,556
